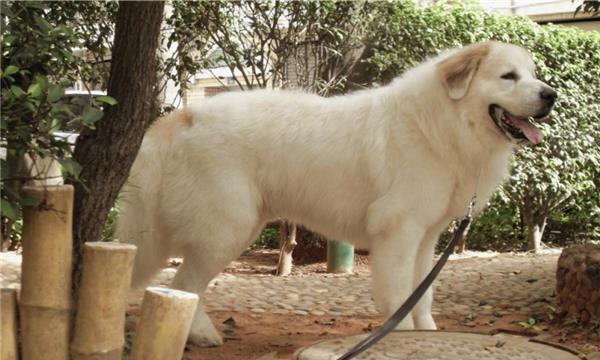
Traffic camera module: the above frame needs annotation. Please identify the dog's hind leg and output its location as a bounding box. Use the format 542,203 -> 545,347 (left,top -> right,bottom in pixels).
170,255 -> 224,346
169,193 -> 264,347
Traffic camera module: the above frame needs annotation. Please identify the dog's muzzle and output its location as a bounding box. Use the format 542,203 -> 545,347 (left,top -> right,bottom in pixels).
488,104 -> 551,145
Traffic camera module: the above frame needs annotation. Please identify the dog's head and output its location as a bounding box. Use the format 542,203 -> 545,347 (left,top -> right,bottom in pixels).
437,42 -> 556,145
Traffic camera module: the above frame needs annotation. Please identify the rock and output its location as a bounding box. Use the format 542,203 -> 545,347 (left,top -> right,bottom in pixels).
556,244 -> 600,322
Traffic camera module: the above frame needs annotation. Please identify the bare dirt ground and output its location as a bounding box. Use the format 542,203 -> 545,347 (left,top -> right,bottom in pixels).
123,250 -> 599,360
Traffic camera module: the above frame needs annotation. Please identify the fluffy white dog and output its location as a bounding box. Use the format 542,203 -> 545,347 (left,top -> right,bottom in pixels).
117,41 -> 556,346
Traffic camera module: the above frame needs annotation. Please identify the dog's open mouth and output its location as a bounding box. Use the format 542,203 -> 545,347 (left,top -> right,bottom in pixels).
488,105 -> 546,145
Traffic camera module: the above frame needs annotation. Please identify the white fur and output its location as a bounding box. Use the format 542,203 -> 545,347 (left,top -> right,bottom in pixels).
116,42 -> 553,345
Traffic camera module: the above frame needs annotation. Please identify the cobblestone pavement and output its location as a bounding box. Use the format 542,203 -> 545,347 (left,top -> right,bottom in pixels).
1,250 -> 561,319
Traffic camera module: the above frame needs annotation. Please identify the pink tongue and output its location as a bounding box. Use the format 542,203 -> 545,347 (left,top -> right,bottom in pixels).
508,115 -> 543,144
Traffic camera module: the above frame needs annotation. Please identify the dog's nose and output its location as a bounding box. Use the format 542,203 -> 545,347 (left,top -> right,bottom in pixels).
540,87 -> 557,107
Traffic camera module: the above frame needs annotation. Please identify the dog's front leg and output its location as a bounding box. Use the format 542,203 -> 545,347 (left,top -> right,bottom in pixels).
370,219 -> 425,330
411,229 -> 439,330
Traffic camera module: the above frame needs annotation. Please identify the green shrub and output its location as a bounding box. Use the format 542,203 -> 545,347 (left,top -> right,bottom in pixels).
1,2 -> 115,221
101,202 -> 120,241
365,2 -> 600,250
467,195 -> 526,252
251,227 -> 280,250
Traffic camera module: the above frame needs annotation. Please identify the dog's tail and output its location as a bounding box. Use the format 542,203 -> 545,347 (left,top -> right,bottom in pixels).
116,112 -> 190,288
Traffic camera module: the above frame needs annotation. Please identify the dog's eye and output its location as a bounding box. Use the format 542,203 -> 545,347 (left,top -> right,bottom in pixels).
501,72 -> 518,80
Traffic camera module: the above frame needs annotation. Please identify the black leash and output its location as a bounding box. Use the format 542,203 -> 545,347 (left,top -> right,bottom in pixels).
337,197 -> 476,360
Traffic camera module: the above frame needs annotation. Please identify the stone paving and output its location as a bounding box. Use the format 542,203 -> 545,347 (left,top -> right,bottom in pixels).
1,250 -> 561,320
205,251 -> 559,318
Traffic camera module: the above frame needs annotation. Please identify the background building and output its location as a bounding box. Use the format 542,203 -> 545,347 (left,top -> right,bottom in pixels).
480,0 -> 599,30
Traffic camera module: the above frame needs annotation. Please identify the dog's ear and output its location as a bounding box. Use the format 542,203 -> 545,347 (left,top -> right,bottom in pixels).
437,43 -> 490,100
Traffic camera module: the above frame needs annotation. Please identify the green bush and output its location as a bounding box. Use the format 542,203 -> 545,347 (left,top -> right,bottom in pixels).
365,2 -> 600,250
1,2 -> 115,233
466,195 -> 526,252
251,227 -> 280,250
101,202 -> 120,241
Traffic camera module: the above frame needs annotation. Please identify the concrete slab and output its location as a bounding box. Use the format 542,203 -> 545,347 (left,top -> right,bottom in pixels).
291,331 -> 578,360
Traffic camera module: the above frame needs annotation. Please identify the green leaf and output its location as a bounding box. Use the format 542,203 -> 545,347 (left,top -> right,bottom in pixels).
23,101 -> 35,112
2,34 -> 17,46
34,14 -> 52,34
1,199 -> 18,221
58,158 -> 82,179
3,65 -> 19,77
3,186 -> 20,202
27,83 -> 42,98
0,159 -> 7,178
20,196 -> 41,208
25,2 -> 46,10
10,85 -> 25,97
81,106 -> 104,125
34,75 -> 48,89
96,96 -> 117,106
81,105 -> 104,125
47,85 -> 64,103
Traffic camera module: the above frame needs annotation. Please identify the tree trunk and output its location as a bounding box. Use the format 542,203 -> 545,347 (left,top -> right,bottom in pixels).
276,221 -> 297,276
450,219 -> 470,254
455,236 -> 467,254
527,217 -> 547,253
521,195 -> 547,253
70,1 -> 165,291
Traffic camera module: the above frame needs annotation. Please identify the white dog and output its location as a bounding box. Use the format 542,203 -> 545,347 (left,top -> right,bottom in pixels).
116,41 -> 555,346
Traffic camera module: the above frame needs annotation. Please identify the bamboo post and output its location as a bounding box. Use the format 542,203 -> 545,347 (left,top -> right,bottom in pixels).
1,288 -> 19,360
130,287 -> 199,360
70,242 -> 137,360
20,185 -> 73,360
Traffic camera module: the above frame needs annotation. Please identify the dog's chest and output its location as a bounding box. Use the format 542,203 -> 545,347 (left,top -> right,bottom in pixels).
447,162 -> 509,219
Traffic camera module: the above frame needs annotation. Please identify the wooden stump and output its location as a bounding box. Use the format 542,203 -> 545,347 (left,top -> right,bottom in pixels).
70,242 -> 137,360
1,289 -> 19,360
556,243 -> 600,322
20,185 -> 73,360
130,287 -> 198,360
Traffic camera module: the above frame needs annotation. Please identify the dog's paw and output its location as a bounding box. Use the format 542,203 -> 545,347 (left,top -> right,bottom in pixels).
393,316 -> 415,331
413,314 -> 437,330
188,327 -> 223,347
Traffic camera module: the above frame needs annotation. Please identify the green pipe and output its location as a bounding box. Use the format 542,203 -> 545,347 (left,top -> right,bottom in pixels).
326,240 -> 354,273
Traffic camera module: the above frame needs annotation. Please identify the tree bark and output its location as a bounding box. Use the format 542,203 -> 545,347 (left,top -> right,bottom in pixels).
522,198 -> 547,253
70,1 -> 165,290
455,235 -> 467,254
276,221 -> 297,276
449,219 -> 469,254
527,217 -> 547,253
